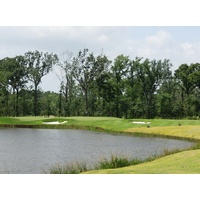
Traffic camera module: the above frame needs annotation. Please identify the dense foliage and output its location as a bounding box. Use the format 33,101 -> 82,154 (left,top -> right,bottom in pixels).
0,49 -> 200,119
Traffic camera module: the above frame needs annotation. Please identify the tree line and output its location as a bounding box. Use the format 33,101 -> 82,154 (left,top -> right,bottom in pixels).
0,48 -> 200,119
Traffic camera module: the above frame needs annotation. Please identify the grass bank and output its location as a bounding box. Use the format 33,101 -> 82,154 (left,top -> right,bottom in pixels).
85,149 -> 200,174
125,126 -> 200,141
47,148 -> 187,174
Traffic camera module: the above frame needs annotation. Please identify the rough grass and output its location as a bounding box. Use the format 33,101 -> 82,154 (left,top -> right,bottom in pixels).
85,149 -> 200,174
47,148 -> 192,174
48,162 -> 88,174
125,126 -> 200,141
95,154 -> 141,170
47,154 -> 140,174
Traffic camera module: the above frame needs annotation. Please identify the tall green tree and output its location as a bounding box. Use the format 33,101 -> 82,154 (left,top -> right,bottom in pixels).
126,57 -> 142,118
111,54 -> 130,117
136,59 -> 172,118
72,49 -> 111,115
189,63 -> 200,89
24,50 -> 58,116
95,71 -> 115,116
175,63 -> 197,117
8,56 -> 28,116
58,51 -> 76,116
0,56 -> 28,116
72,49 -> 93,115
91,54 -> 111,115
0,58 -> 10,116
157,77 -> 182,118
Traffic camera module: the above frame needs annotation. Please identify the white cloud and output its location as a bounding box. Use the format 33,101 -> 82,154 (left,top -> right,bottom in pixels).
181,42 -> 194,57
97,34 -> 109,42
145,30 -> 174,48
123,30 -> 200,70
179,42 -> 200,65
122,30 -> 176,65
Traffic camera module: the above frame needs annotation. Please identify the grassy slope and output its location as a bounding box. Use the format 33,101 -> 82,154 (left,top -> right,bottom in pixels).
1,116 -> 200,174
85,149 -> 200,174
125,126 -> 200,141
66,116 -> 134,131
0,117 -> 49,125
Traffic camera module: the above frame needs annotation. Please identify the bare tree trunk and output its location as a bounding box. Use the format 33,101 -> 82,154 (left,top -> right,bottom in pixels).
16,88 -> 19,116
34,85 -> 38,116
85,89 -> 88,115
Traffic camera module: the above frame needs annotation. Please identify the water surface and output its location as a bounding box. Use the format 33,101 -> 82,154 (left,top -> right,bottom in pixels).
0,128 -> 194,174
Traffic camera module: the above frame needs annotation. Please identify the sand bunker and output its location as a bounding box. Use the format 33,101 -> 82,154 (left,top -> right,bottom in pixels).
132,121 -> 151,125
43,121 -> 68,125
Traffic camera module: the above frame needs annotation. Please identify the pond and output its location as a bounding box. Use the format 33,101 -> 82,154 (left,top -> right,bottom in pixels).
0,128 -> 194,174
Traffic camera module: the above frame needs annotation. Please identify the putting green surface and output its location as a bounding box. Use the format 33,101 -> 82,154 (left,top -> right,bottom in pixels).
84,149 -> 200,174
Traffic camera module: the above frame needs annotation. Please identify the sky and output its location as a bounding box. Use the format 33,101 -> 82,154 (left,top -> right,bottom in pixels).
1,0 -> 200,93
1,26 -> 200,92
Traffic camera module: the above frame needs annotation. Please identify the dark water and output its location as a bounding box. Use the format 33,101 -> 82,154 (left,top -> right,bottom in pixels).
0,128 -> 194,174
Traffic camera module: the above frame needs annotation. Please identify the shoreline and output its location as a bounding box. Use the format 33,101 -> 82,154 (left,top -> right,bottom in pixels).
0,123 -> 199,143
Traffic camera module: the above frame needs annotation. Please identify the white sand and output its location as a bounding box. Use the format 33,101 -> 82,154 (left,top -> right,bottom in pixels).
132,121 -> 151,125
43,121 -> 68,125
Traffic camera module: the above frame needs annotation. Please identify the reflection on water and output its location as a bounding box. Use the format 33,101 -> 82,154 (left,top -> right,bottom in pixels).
0,128 -> 194,174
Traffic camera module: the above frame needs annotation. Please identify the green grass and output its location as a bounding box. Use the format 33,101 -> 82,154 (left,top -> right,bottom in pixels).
0,116 -> 49,125
66,117 -> 200,131
85,149 -> 200,174
46,148 -> 192,174
95,154 -> 142,170
125,125 -> 200,141
46,154 -> 141,174
66,116 -> 133,131
47,161 -> 88,174
1,116 -> 200,131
